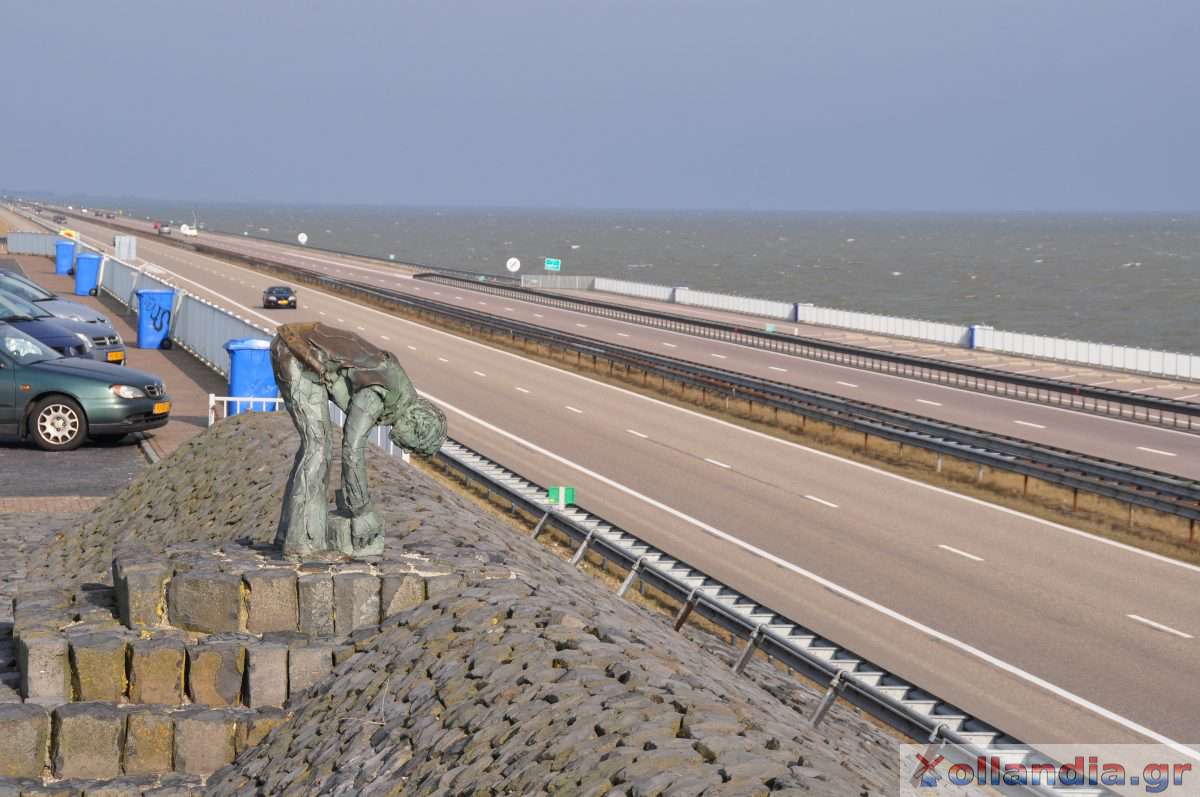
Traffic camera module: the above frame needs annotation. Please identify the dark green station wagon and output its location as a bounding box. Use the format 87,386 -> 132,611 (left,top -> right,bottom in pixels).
0,323 -> 171,450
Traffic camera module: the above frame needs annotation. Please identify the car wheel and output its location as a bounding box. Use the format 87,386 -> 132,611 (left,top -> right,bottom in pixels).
30,396 -> 88,451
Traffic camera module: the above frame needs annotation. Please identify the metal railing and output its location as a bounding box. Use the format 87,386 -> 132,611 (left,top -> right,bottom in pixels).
415,273 -> 1200,431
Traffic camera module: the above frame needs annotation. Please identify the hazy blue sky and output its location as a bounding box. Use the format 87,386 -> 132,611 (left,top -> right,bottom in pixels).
6,2 -> 1198,210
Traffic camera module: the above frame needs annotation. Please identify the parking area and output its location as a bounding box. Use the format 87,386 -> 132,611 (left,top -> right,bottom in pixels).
1,254 -> 228,510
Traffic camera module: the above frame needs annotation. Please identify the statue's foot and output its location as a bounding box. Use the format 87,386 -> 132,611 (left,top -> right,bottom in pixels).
327,513 -> 355,557
350,511 -> 384,558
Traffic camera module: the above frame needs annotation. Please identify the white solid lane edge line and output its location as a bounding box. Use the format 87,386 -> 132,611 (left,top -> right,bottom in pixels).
627,429 -> 648,438
565,405 -> 583,414
1137,446 -> 1177,457
938,544 -> 984,562
916,399 -> 943,407
422,392 -> 1200,760
836,381 -> 858,388
1013,420 -> 1047,430
704,458 -> 731,469
1127,614 -> 1193,640
805,495 -> 839,508
144,236 -> 1200,580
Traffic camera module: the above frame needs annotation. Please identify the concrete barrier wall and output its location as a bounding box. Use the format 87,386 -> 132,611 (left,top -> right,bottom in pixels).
5,231 -> 64,256
675,287 -> 796,320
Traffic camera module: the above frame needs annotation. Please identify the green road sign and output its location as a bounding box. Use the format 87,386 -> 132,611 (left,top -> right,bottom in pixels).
547,485 -> 575,506
544,257 -> 562,271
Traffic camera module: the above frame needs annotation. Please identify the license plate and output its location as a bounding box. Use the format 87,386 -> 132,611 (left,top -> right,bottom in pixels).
153,401 -> 171,415
107,351 -> 124,362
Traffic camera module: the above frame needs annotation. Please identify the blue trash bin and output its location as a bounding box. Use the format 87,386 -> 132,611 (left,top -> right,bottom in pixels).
135,289 -> 175,349
54,240 -> 76,275
74,253 -> 102,296
224,338 -> 279,415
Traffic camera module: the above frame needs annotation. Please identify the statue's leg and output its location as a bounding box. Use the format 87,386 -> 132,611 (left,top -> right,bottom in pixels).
274,347 -> 333,556
339,386 -> 386,555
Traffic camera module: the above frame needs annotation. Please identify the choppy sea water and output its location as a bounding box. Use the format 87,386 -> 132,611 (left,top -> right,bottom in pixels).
98,203 -> 1200,352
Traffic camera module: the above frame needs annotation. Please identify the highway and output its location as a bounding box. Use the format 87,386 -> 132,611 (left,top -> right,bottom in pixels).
58,208 -> 1200,479
7,206 -> 1200,754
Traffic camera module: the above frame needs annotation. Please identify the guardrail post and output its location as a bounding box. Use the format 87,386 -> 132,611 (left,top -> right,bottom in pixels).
207,394 -> 217,427
732,625 -> 765,675
531,509 -> 551,540
617,556 -> 645,597
673,589 -> 701,631
569,530 -> 596,566
808,670 -> 847,728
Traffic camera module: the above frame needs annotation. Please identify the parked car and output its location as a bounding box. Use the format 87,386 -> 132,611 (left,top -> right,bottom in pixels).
262,286 -> 297,309
0,290 -> 126,364
0,270 -> 113,326
0,323 -> 169,450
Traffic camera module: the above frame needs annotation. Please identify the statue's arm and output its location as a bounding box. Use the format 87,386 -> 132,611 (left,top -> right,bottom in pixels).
327,374 -> 352,413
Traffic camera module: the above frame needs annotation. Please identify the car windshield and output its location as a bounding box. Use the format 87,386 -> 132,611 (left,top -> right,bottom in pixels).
0,273 -> 53,302
0,290 -> 53,321
0,325 -> 61,365
269,287 -> 293,295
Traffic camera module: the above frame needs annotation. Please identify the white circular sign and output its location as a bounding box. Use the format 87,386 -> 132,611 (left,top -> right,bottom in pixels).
505,257 -> 521,273
297,232 -> 308,245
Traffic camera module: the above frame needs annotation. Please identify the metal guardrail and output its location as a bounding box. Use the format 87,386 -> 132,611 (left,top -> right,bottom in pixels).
205,393 -> 1107,797
415,273 -> 1200,431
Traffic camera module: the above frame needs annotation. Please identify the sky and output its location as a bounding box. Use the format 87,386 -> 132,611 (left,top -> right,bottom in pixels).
5,1 -> 1199,211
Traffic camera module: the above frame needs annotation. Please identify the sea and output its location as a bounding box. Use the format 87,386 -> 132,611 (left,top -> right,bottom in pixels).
77,202 -> 1200,353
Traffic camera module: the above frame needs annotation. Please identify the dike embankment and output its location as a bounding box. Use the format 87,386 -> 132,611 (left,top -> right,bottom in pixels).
1,413 -> 981,796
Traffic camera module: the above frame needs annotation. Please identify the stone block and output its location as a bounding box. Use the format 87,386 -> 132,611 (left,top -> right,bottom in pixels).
333,572 -> 380,635
380,572 -> 425,618
236,707 -> 289,752
68,632 -> 128,703
187,639 -> 246,707
18,631 -> 70,702
51,702 -> 124,779
0,703 -> 50,777
245,643 -> 288,709
114,560 -> 172,629
244,569 -> 298,634
173,709 -> 238,776
424,572 -> 466,600
128,637 -> 185,705
85,779 -> 158,797
296,573 -> 333,637
287,643 -> 333,699
16,785 -> 81,797
122,707 -> 175,776
167,572 -> 243,634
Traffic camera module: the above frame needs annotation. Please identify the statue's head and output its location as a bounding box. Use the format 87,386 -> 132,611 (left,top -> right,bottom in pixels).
388,397 -> 447,458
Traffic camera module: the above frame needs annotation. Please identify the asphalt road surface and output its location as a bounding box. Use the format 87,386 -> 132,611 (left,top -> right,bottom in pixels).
8,206 -> 1200,756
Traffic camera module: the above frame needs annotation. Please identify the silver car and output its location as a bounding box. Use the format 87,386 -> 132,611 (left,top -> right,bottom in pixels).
0,286 -> 127,365
0,270 -> 111,326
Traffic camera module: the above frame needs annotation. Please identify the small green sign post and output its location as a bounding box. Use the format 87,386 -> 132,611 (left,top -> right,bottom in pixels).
544,257 -> 562,272
547,485 -> 575,508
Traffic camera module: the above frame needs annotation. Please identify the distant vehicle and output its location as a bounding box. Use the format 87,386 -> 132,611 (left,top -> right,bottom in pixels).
0,289 -> 125,364
52,214 -> 67,224
157,223 -> 171,236
0,322 -> 169,450
178,224 -> 198,237
262,286 -> 297,309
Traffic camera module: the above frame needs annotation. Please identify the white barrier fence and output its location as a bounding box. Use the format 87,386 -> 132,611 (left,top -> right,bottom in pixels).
971,327 -> 1200,380
593,277 -> 674,301
798,304 -> 970,346
675,287 -> 795,321
4,231 -> 66,256
521,274 -> 595,290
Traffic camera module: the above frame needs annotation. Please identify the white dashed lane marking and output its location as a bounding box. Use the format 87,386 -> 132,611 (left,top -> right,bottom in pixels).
1014,420 -> 1047,430
1137,447 -> 1177,457
515,387 -> 530,393
1127,614 -> 1193,640
704,458 -> 731,469
565,406 -> 583,414
836,381 -> 858,388
805,495 -> 839,509
769,366 -> 787,373
626,429 -> 648,439
939,544 -> 984,562
473,371 -> 487,377
916,399 -> 943,407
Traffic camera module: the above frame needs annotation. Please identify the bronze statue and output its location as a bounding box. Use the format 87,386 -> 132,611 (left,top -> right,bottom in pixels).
271,322 -> 447,558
